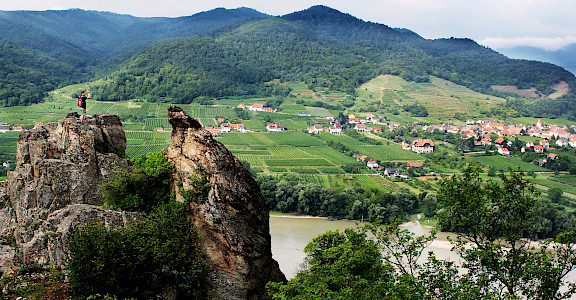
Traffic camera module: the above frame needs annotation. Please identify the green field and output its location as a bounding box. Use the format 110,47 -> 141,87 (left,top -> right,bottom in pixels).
468,155 -> 547,172
353,75 -> 506,120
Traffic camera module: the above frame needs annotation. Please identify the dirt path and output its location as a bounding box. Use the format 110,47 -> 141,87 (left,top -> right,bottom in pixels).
534,184 -> 576,199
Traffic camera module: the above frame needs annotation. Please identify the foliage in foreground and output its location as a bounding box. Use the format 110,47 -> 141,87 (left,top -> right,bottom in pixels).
101,152 -> 174,212
268,165 -> 576,299
438,165 -> 576,299
68,202 -> 206,299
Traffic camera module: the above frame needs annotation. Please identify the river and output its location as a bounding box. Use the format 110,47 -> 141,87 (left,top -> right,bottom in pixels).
269,214 -> 575,291
269,215 -> 461,279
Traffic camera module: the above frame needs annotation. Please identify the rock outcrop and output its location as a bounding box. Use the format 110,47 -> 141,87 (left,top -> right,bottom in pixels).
0,113 -> 143,271
164,105 -> 285,300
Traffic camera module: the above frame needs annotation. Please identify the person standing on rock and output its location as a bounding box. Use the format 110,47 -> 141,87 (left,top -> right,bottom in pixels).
78,91 -> 90,119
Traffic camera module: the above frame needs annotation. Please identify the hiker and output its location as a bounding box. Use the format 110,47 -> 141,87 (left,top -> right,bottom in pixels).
78,91 -> 90,118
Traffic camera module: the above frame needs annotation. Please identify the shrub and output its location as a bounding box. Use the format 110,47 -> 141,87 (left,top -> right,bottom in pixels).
101,152 -> 173,212
68,203 -> 206,299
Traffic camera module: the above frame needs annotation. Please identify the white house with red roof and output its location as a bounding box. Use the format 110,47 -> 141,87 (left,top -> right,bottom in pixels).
367,159 -> 379,169
498,148 -> 511,155
329,123 -> 342,135
411,139 -> 435,153
308,124 -> 325,134
354,123 -> 370,132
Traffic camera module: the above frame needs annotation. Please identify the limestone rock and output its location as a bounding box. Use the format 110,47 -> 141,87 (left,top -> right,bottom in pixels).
0,113 -> 137,272
164,105 -> 285,300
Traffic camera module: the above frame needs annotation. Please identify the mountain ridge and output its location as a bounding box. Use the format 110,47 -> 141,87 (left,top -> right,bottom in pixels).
0,5 -> 574,119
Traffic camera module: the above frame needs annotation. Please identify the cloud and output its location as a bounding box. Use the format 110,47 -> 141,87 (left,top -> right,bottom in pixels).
480,36 -> 576,51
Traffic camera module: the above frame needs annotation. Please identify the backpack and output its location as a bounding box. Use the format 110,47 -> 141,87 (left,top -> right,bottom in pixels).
78,99 -> 83,107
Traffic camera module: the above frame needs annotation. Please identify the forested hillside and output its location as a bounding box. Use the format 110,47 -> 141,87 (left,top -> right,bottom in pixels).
92,6 -> 575,110
0,39 -> 80,106
1,5 -> 575,118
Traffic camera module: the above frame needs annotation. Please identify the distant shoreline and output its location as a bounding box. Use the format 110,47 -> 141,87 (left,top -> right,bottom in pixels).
270,214 -> 328,219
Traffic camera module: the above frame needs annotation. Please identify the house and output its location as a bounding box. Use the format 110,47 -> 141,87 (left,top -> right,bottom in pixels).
348,114 -> 356,119
494,138 -> 509,147
556,139 -> 569,147
297,112 -> 311,116
372,127 -> 382,133
249,103 -> 264,111
206,127 -> 221,136
402,143 -> 411,150
534,145 -> 545,153
498,148 -> 511,155
537,160 -> 547,167
155,127 -> 164,132
466,119 -> 475,125
325,115 -> 335,121
231,123 -> 247,132
263,107 -> 275,113
407,162 -> 423,168
389,122 -> 400,128
237,104 -> 246,109
354,124 -> 369,132
525,141 -> 535,148
411,139 -> 435,153
0,123 -> 10,132
354,155 -> 368,162
570,139 -> 576,148
237,124 -> 250,133
540,140 -> 550,148
547,153 -> 558,160
348,118 -> 360,124
220,123 -> 232,132
266,124 -> 285,132
384,168 -> 400,178
34,122 -> 44,128
12,126 -> 23,131
329,123 -> 342,135
308,124 -> 325,134
367,159 -> 379,169
217,118 -> 225,123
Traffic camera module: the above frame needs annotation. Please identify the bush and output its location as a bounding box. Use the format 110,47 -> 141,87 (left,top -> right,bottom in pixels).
68,203 -> 206,299
101,152 -> 173,213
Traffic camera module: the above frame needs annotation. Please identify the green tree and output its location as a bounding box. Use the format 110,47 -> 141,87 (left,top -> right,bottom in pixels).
548,187 -> 564,203
438,164 -> 576,299
266,228 -> 394,299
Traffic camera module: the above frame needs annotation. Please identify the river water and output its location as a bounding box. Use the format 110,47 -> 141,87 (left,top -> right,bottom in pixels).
269,215 -> 573,285
269,215 -> 461,279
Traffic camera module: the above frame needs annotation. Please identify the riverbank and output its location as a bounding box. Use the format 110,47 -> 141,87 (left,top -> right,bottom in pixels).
269,211 -> 328,219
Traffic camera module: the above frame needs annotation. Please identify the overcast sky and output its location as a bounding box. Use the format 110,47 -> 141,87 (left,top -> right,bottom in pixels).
3,0 -> 576,51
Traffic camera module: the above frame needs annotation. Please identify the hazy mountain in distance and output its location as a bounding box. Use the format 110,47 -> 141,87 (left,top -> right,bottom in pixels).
498,44 -> 576,75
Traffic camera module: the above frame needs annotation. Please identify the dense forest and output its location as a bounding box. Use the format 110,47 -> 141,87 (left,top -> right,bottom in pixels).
92,7 -> 575,107
1,5 -> 575,118
0,39 -> 81,106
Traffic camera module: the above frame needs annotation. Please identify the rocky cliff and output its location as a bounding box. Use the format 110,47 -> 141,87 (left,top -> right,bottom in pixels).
0,108 -> 285,298
164,105 -> 285,299
0,113 -> 143,271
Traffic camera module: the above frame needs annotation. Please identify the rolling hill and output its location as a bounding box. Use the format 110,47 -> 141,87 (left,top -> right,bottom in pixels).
0,5 -> 575,119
